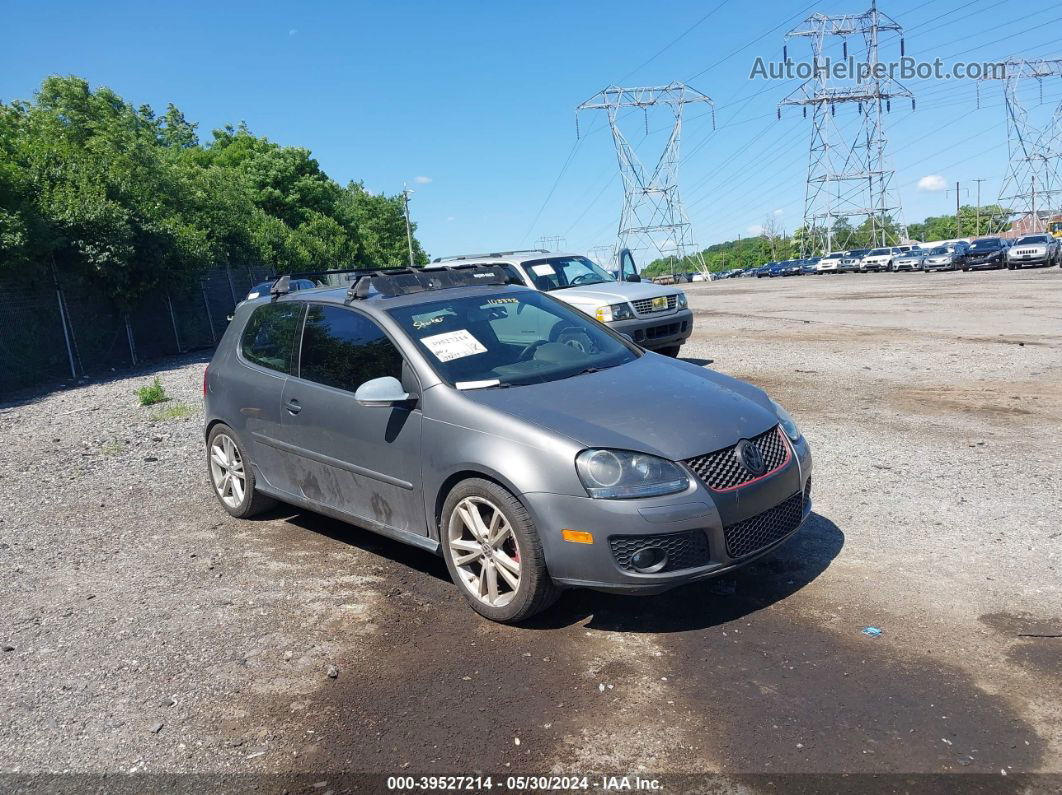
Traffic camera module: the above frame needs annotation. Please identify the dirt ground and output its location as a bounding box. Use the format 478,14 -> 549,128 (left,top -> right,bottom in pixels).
0,267 -> 1059,792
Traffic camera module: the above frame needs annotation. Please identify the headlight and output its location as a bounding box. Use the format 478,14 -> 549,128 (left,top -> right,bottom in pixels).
770,398 -> 802,442
676,292 -> 688,308
575,449 -> 689,499
595,303 -> 634,323
247,291 -> 260,300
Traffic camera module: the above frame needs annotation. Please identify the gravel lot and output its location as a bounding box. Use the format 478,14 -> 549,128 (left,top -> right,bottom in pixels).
1,267 -> 1059,787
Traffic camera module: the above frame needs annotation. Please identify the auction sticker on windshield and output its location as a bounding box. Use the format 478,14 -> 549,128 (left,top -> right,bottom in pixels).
421,329 -> 487,362
531,264 -> 555,277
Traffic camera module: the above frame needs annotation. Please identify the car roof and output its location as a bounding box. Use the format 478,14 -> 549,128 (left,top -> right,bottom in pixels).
267,281 -> 534,312
430,250 -> 589,266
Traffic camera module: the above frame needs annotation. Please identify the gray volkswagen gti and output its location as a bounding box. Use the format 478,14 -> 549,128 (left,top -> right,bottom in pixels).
203,267 -> 813,622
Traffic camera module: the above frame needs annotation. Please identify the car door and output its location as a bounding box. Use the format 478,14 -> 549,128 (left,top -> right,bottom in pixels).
279,303 -> 426,537
232,301 -> 306,495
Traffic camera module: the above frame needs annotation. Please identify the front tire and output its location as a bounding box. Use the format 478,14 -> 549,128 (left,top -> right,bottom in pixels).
207,424 -> 276,518
440,479 -> 560,623
657,345 -> 681,358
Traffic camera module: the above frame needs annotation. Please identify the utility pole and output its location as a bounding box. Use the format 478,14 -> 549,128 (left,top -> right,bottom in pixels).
402,184 -> 415,266
973,178 -> 986,235
956,181 -> 961,238
779,0 -> 913,255
947,182 -> 968,238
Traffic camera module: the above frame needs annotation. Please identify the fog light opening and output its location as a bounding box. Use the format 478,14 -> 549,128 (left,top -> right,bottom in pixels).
630,546 -> 668,573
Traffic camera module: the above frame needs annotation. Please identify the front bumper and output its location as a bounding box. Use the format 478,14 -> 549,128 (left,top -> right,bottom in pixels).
609,308 -> 693,351
923,261 -> 957,271
1008,255 -> 1051,266
965,256 -> 1004,270
524,435 -> 813,594
893,261 -> 920,271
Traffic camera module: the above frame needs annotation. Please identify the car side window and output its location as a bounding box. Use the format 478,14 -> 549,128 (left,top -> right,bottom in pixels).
298,305 -> 404,392
240,303 -> 304,374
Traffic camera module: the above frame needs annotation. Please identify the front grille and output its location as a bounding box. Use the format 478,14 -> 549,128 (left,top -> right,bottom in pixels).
684,426 -> 790,492
723,490 -> 804,559
1014,249 -> 1042,256
609,529 -> 710,573
632,295 -> 677,315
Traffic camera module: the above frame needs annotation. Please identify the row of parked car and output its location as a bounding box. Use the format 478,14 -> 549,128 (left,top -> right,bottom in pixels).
709,233 -> 1062,279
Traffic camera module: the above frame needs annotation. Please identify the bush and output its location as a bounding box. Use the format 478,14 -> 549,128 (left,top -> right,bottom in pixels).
136,377 -> 168,406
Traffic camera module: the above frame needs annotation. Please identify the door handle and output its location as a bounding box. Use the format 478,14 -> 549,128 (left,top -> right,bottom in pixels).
284,398 -> 302,415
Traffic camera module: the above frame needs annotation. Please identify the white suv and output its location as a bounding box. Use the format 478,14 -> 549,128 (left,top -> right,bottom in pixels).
427,249 -> 693,356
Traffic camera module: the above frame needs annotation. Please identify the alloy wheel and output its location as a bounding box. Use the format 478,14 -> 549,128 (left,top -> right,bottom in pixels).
447,496 -> 521,607
209,433 -> 246,509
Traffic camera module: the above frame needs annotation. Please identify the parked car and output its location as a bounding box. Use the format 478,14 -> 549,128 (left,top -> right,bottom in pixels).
922,245 -> 964,272
245,278 -> 316,302
203,267 -> 813,622
427,249 -> 692,357
756,262 -> 777,278
962,237 -> 1008,271
892,249 -> 925,272
815,252 -> 846,273
779,260 -> 803,276
1006,234 -> 1059,269
840,249 -> 869,273
799,257 -> 821,275
859,247 -> 899,272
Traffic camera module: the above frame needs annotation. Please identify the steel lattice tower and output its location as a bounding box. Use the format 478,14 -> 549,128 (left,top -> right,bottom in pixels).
779,1 -> 912,255
979,58 -> 1062,233
577,83 -> 713,272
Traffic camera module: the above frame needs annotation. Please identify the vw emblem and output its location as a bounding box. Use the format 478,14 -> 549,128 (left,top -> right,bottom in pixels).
735,439 -> 766,476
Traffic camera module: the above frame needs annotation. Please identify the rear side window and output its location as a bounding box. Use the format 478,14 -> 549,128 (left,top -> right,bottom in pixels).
240,303 -> 304,374
299,305 -> 403,392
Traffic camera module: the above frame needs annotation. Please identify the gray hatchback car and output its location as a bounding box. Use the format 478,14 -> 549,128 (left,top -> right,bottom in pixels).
203,267 -> 813,622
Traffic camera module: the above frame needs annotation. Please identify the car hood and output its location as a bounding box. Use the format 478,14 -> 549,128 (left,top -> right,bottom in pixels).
547,280 -> 678,307
460,355 -> 778,461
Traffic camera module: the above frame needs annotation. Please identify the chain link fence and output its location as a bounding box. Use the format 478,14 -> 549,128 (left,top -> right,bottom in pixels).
0,266 -> 273,397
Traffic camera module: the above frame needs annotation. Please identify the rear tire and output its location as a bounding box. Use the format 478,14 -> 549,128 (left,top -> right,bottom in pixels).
440,478 -> 560,623
207,424 -> 276,518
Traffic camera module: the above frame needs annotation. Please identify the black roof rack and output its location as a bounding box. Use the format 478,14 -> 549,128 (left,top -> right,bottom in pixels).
431,249 -> 549,263
345,264 -> 512,302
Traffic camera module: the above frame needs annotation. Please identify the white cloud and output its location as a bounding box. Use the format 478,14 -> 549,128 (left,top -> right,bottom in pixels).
414,176 -> 432,184
446,216 -> 455,222
747,224 -> 764,236
917,174 -> 947,192
773,209 -> 784,216
288,28 -> 298,36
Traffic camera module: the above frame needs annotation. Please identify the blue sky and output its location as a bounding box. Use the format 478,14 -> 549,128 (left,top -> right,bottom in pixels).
4,0 -> 1061,260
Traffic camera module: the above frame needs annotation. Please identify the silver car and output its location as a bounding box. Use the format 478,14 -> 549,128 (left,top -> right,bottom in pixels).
202,269 -> 813,622
1006,234 -> 1059,269
892,249 -> 925,271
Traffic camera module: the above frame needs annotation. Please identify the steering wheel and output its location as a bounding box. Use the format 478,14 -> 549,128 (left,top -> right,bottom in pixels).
517,340 -> 547,362
568,273 -> 597,286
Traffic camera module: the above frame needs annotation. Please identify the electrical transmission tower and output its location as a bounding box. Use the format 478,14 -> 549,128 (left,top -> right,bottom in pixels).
979,58 -> 1062,234
779,1 -> 913,255
535,234 -> 567,251
577,83 -> 714,273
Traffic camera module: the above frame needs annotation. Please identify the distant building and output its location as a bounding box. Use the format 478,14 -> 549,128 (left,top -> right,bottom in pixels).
1002,210 -> 1059,238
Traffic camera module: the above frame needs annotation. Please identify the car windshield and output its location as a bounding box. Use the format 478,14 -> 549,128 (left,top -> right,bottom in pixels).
822,253 -> 844,260
848,250 -> 869,256
868,248 -> 889,255
520,256 -> 614,291
387,290 -> 638,388
1015,236 -> 1049,245
970,239 -> 1002,249
929,246 -> 948,255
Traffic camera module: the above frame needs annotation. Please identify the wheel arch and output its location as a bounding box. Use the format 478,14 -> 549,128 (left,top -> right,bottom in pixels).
432,468 -> 529,536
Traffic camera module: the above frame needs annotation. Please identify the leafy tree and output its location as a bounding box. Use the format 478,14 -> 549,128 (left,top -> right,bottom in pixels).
0,75 -> 428,304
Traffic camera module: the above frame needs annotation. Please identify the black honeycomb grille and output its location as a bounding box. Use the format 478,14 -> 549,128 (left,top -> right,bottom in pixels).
723,490 -> 805,559
609,529 -> 710,573
684,426 -> 790,491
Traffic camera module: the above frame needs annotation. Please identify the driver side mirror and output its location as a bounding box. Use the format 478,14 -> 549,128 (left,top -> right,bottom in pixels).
355,376 -> 411,407
624,273 -> 641,282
